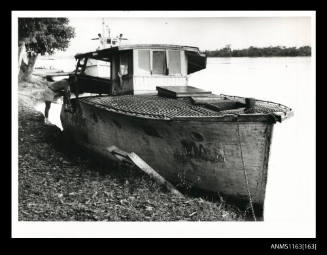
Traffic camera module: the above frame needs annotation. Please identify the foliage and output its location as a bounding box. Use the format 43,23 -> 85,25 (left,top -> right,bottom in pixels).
204,45 -> 311,57
18,18 -> 75,55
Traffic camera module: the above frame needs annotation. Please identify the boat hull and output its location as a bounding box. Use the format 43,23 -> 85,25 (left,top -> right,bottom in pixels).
61,98 -> 274,212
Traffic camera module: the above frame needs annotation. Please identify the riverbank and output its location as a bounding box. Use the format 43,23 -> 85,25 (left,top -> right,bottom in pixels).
203,45 -> 311,57
18,75 -> 245,221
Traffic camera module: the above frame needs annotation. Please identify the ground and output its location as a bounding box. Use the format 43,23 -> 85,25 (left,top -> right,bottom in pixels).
17,74 -> 246,221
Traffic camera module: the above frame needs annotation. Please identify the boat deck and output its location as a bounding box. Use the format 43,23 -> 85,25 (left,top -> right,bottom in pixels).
78,94 -> 292,122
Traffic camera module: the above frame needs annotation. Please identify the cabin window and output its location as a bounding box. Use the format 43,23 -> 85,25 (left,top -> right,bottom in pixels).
136,49 -> 181,76
84,58 -> 111,79
119,52 -> 129,76
138,50 -> 151,74
167,50 -> 181,75
152,51 -> 167,75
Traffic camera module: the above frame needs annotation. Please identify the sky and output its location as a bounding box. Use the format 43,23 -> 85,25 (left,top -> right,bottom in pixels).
55,15 -> 312,57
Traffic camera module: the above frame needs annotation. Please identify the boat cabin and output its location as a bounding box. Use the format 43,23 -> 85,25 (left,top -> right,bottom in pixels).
70,44 -> 207,96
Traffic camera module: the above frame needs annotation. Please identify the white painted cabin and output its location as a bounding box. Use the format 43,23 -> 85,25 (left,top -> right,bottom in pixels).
72,44 -> 206,96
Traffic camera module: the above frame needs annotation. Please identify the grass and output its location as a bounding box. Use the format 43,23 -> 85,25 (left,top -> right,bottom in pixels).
17,75 -> 247,221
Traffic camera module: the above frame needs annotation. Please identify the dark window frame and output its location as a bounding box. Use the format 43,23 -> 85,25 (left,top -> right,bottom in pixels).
119,51 -> 131,77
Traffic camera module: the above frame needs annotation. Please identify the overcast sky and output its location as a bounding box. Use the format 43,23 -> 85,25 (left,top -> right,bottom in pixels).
55,16 -> 312,57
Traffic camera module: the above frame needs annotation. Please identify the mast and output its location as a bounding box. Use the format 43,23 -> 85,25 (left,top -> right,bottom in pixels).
92,18 -> 128,49
101,18 -> 109,49
102,18 -> 105,40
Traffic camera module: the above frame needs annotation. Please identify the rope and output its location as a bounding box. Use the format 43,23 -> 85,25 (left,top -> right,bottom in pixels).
236,123 -> 257,221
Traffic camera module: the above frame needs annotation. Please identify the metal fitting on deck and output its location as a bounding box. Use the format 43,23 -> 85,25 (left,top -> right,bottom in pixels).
245,98 -> 256,109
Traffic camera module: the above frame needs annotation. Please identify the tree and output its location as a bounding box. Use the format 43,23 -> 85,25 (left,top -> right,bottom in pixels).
205,45 -> 311,58
298,46 -> 311,56
18,18 -> 75,81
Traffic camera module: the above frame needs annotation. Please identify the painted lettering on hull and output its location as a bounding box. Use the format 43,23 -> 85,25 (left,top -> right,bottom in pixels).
174,140 -> 225,163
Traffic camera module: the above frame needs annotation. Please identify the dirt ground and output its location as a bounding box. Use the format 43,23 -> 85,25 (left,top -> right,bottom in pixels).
17,75 -> 245,221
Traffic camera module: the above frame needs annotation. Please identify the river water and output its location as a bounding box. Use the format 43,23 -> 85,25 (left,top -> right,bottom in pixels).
34,57 -> 315,223
190,57 -> 315,223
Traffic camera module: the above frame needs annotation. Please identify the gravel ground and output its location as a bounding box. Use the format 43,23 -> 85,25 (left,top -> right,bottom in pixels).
18,76 -> 246,221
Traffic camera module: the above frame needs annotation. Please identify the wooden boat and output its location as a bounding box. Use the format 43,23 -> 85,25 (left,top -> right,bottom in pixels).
60,44 -> 293,218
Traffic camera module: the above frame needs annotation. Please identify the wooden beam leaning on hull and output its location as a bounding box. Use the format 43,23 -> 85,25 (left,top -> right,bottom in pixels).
107,146 -> 184,198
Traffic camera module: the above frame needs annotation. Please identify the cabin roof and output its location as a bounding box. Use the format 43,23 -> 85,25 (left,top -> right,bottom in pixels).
74,44 -> 205,59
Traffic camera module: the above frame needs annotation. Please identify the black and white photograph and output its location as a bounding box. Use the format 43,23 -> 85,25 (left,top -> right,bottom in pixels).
12,11 -> 316,238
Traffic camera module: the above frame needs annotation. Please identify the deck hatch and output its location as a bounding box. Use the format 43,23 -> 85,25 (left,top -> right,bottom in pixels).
156,86 -> 212,98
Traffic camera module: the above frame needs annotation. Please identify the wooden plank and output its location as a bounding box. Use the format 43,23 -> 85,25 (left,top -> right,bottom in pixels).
107,146 -> 183,197
128,152 -> 184,197
107,145 -> 130,160
107,145 -> 183,197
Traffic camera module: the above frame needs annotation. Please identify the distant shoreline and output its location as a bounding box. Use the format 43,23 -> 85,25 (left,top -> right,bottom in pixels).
202,46 -> 311,58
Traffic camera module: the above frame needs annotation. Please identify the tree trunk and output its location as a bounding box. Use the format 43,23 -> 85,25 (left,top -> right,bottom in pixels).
19,52 -> 38,82
18,41 -> 26,70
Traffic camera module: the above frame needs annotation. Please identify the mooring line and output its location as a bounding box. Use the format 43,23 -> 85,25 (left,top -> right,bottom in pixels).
236,123 -> 257,221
